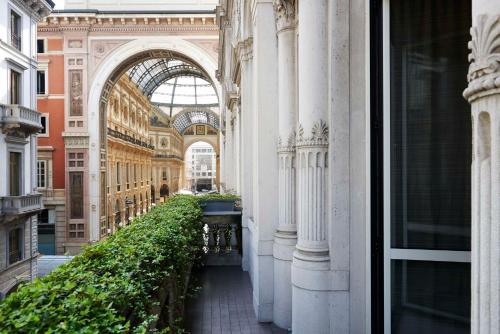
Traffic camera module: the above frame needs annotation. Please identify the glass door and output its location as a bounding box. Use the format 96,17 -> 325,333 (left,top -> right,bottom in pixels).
382,0 -> 472,333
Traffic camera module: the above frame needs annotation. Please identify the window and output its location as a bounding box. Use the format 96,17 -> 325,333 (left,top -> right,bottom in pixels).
10,10 -> 21,50
68,152 -> 84,167
126,163 -> 130,189
37,160 -> 47,188
380,1 -> 472,333
37,70 -> 46,95
9,70 -> 21,104
134,164 -> 137,187
162,168 -> 167,181
40,115 -> 48,135
9,152 -> 22,196
37,39 -> 45,53
116,162 -> 121,191
69,172 -> 84,220
8,228 -> 23,265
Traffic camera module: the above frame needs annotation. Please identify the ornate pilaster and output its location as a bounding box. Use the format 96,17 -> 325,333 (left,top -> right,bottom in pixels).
294,121 -> 329,256
273,1 -> 297,329
292,0 -> 330,333
465,12 -> 500,334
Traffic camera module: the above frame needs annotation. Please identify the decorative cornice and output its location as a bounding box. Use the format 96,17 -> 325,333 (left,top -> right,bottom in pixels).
464,15 -> 500,101
296,120 -> 329,148
273,0 -> 296,33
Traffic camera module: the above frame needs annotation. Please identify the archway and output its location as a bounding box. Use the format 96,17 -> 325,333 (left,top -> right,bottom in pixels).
87,38 -> 221,241
160,184 -> 170,199
184,141 -> 218,193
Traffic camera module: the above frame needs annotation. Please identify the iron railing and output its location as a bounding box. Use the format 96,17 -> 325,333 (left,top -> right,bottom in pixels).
107,128 -> 154,150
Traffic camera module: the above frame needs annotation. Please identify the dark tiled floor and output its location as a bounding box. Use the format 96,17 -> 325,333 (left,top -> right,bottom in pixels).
185,266 -> 288,334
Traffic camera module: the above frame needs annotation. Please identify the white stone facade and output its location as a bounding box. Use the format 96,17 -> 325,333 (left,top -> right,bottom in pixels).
218,0 -> 500,332
0,0 -> 53,297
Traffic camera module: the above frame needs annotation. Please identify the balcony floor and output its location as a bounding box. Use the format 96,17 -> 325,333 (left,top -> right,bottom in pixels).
185,266 -> 288,334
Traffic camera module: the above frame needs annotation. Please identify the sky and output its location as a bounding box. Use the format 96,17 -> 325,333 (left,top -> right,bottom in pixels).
52,0 -> 64,9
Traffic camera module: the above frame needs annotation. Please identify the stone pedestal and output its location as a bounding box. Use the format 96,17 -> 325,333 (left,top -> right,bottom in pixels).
465,5 -> 500,332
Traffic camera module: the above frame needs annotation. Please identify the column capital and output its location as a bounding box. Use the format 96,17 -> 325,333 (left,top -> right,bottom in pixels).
296,120 -> 329,148
278,130 -> 296,152
273,0 -> 296,33
464,14 -> 500,102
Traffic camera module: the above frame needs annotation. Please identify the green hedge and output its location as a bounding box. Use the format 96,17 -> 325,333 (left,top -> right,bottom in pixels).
0,195 -> 203,334
196,193 -> 240,201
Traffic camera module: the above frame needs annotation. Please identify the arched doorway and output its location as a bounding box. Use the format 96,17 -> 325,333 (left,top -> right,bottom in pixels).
87,38 -> 221,240
184,141 -> 218,193
151,185 -> 156,205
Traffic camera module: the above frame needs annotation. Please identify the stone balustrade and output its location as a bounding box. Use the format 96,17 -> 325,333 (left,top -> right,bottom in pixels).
0,104 -> 43,134
1,193 -> 43,217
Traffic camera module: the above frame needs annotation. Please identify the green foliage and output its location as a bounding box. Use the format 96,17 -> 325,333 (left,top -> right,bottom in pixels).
0,195 -> 203,334
195,193 -> 240,202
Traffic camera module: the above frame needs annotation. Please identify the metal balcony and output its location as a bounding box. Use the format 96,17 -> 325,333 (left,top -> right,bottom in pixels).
0,104 -> 43,135
1,193 -> 43,218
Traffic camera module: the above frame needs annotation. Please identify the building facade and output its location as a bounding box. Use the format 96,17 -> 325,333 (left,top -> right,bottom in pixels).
217,0 -> 499,333
106,75 -> 153,236
0,0 -> 53,297
35,2 -> 221,253
185,140 -> 217,192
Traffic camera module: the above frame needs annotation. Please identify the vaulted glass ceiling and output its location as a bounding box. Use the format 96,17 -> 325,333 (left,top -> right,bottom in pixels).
126,56 -> 220,133
151,77 -> 218,106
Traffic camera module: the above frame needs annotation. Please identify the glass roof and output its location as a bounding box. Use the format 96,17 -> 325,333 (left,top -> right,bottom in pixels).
127,58 -> 213,99
172,110 -> 220,134
151,77 -> 218,106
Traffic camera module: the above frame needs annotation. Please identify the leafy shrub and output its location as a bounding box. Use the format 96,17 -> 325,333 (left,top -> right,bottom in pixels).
196,193 -> 240,201
0,195 -> 203,334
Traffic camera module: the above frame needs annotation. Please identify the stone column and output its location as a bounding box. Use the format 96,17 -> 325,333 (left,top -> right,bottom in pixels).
224,107 -> 234,192
292,0 -> 331,333
238,37 -> 254,272
464,3 -> 500,333
272,0 -> 297,329
251,0 -> 279,321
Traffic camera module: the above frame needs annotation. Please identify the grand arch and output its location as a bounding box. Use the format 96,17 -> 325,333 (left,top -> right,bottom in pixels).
87,39 -> 221,241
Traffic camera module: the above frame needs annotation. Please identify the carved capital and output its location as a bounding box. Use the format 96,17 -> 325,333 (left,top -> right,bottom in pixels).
464,15 -> 500,101
273,0 -> 296,32
296,120 -> 329,148
278,130 -> 296,153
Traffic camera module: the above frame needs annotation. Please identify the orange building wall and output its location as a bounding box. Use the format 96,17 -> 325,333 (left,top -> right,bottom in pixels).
47,38 -> 63,51
48,55 -> 64,94
37,39 -> 66,190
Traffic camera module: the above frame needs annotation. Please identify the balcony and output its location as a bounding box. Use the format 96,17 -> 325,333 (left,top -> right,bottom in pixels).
0,104 -> 43,135
1,193 -> 43,218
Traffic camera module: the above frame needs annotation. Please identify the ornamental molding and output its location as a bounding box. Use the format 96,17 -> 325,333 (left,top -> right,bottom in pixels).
236,37 -> 253,62
38,25 -> 218,33
11,0 -> 52,21
63,135 -> 89,148
278,130 -> 296,153
296,120 -> 329,147
464,15 -> 500,101
273,0 -> 296,32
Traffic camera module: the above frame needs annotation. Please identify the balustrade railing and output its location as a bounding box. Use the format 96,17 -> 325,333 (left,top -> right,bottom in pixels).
1,193 -> 43,217
202,211 -> 242,265
0,104 -> 43,133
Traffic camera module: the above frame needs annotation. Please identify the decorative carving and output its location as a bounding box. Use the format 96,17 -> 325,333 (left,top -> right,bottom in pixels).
278,130 -> 296,152
296,120 -> 329,147
464,15 -> 500,101
236,37 -> 253,62
68,39 -> 83,48
64,136 -> 89,148
69,70 -> 83,116
273,0 -> 296,32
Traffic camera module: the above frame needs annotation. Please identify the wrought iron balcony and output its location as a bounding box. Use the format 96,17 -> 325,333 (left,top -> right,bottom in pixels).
0,104 -> 43,134
1,193 -> 43,218
107,128 -> 154,150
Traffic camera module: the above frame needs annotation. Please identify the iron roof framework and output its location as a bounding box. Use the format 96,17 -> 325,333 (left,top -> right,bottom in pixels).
172,109 -> 220,134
